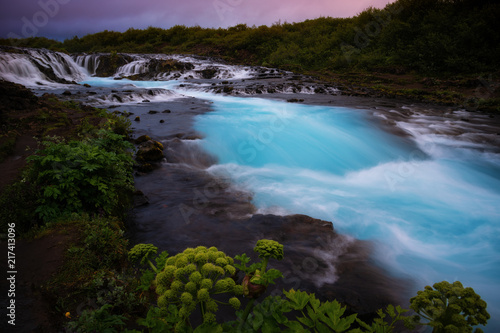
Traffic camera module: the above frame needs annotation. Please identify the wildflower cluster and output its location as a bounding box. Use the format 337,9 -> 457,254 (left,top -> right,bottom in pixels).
155,246 -> 242,331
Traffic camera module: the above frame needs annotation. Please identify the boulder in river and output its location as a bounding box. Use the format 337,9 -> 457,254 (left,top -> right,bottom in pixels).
136,140 -> 164,162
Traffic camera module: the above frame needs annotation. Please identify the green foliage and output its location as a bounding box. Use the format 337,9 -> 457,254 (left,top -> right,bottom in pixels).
4,0 -> 498,75
236,289 -> 358,332
356,304 -> 418,333
65,304 -> 127,333
137,306 -> 178,332
129,243 -> 160,272
90,272 -> 143,314
283,289 -> 357,332
254,239 -> 284,261
26,129 -> 134,221
409,281 -> 490,333
82,216 -> 128,269
154,246 -> 242,331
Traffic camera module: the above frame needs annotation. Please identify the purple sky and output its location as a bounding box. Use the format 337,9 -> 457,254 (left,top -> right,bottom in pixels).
1,0 -> 395,40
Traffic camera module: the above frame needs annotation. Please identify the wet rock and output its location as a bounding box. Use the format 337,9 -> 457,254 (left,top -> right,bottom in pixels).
83,83 -> 91,88
134,135 -> 151,144
136,140 -> 164,162
287,98 -> 303,103
159,119 -> 165,123
142,99 -> 150,103
148,110 -> 159,114
111,94 -> 123,103
137,163 -> 155,173
198,68 -> 218,79
162,109 -> 171,113
94,53 -> 133,77
62,90 -> 72,96
134,116 -> 140,122
133,190 -> 149,207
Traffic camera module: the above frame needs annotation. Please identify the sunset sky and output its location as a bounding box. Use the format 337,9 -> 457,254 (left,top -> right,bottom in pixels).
0,0 -> 395,41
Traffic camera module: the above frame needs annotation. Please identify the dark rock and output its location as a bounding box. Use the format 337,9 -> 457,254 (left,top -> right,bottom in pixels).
133,190 -> 149,207
83,83 -> 91,88
159,119 -> 165,123
134,116 -> 140,122
142,99 -> 150,103
148,110 -> 159,114
314,86 -> 326,94
137,163 -> 155,173
198,68 -> 218,79
135,135 -> 151,144
94,53 -> 134,77
62,90 -> 72,96
112,94 -> 123,103
162,109 -> 171,113
136,140 -> 164,162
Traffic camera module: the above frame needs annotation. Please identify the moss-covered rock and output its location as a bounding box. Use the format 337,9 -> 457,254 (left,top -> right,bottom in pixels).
136,140 -> 164,162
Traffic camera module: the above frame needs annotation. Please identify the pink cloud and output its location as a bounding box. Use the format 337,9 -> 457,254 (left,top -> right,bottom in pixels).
0,0 -> 396,39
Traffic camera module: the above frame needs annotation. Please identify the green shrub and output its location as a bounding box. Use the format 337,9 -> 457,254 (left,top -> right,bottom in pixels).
26,130 -> 134,221
66,304 -> 127,333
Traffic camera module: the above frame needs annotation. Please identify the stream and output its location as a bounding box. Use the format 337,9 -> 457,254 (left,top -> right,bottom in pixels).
2,47 -> 500,330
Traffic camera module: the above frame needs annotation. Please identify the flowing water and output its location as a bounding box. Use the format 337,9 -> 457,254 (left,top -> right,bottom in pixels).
2,47 -> 500,331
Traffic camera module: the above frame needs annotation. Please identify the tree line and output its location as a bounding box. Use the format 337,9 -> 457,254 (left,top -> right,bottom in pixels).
2,0 -> 499,75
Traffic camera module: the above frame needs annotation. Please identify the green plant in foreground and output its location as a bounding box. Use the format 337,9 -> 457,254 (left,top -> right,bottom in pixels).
237,289 -> 415,333
154,246 -> 243,332
235,239 -> 284,330
129,243 -> 161,272
26,130 -> 134,221
409,281 -> 490,333
66,304 -> 126,333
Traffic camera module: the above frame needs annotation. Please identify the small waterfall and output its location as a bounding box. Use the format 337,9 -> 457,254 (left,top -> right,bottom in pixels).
74,54 -> 101,76
115,59 -> 149,77
0,47 -> 87,86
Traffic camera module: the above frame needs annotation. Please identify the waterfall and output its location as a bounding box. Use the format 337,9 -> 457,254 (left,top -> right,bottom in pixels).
115,59 -> 149,77
74,54 -> 101,76
0,47 -> 87,86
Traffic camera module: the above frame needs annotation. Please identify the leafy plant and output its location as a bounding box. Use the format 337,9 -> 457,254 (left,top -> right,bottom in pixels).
356,304 -> 418,333
235,239 -> 284,330
26,130 -> 134,221
409,281 -> 490,333
137,305 -> 178,333
65,304 -> 127,333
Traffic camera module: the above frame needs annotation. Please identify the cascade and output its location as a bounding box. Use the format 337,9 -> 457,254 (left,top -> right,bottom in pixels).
74,54 -> 101,76
0,47 -> 87,85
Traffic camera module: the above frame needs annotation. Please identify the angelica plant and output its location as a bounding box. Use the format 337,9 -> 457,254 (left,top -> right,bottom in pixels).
236,239 -> 284,299
154,246 -> 242,332
128,243 -> 160,272
410,281 -> 490,333
235,239 -> 284,330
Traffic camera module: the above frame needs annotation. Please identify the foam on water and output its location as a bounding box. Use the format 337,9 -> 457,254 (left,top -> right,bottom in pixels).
194,96 -> 500,332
